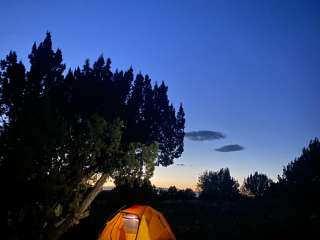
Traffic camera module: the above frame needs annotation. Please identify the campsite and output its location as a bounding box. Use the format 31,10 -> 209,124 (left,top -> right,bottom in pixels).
62,158 -> 320,240
2,1 -> 320,239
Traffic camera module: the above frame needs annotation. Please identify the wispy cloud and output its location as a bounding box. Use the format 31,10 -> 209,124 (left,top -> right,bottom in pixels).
185,130 -> 225,141
215,144 -> 245,152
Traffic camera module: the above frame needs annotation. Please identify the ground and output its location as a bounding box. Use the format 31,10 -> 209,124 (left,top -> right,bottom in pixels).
62,191 -> 320,240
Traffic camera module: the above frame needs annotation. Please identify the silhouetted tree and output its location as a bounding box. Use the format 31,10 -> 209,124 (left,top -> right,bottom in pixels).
197,168 -> 239,200
1,33 -> 185,240
167,186 -> 179,200
178,188 -> 196,200
242,172 -> 273,197
275,138 -> 320,200
158,186 -> 196,201
280,138 -> 320,185
111,179 -> 158,205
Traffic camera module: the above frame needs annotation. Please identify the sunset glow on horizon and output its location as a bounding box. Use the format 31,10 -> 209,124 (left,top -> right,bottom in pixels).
2,0 -> 319,190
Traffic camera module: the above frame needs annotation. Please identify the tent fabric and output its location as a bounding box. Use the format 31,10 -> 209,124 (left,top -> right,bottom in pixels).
97,205 -> 176,240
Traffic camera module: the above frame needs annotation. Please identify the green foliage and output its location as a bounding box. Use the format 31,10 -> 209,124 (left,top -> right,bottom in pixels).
1,33 -> 185,239
112,142 -> 159,186
198,168 -> 239,200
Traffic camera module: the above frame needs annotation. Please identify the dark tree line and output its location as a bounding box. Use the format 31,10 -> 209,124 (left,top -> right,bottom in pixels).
1,33 -> 185,240
101,184 -> 196,209
197,138 -> 319,201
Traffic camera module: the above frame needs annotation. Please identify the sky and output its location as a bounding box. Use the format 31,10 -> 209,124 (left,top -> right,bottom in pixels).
1,0 -> 319,189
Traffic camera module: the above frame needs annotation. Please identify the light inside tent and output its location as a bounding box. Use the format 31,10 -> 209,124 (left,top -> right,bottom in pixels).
123,213 -> 140,236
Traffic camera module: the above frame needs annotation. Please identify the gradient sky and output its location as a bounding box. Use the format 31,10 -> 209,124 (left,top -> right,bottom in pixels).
1,0 -> 319,189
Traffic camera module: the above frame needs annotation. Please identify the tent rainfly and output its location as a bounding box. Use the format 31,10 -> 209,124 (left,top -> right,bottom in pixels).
97,205 -> 176,240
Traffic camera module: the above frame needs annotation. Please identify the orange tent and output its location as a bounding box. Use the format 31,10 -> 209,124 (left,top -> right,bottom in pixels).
97,205 -> 176,240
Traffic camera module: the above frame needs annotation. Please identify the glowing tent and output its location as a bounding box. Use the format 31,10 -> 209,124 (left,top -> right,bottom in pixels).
97,205 -> 176,240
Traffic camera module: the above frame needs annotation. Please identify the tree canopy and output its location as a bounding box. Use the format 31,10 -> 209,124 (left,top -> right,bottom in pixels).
1,32 -> 185,240
274,138 -> 320,200
242,172 -> 273,197
279,138 -> 320,186
197,168 -> 239,200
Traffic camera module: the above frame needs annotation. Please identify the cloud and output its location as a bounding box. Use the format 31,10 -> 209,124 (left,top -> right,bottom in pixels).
215,144 -> 245,152
185,130 -> 225,141
176,163 -> 185,167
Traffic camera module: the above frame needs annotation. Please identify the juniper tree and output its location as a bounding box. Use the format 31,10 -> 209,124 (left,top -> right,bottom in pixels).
1,33 -> 185,240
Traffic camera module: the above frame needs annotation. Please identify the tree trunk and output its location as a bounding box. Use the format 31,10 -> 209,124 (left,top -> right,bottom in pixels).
47,173 -> 108,240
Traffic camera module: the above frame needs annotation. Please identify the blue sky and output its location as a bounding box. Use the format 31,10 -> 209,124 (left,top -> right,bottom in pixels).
1,0 -> 319,189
